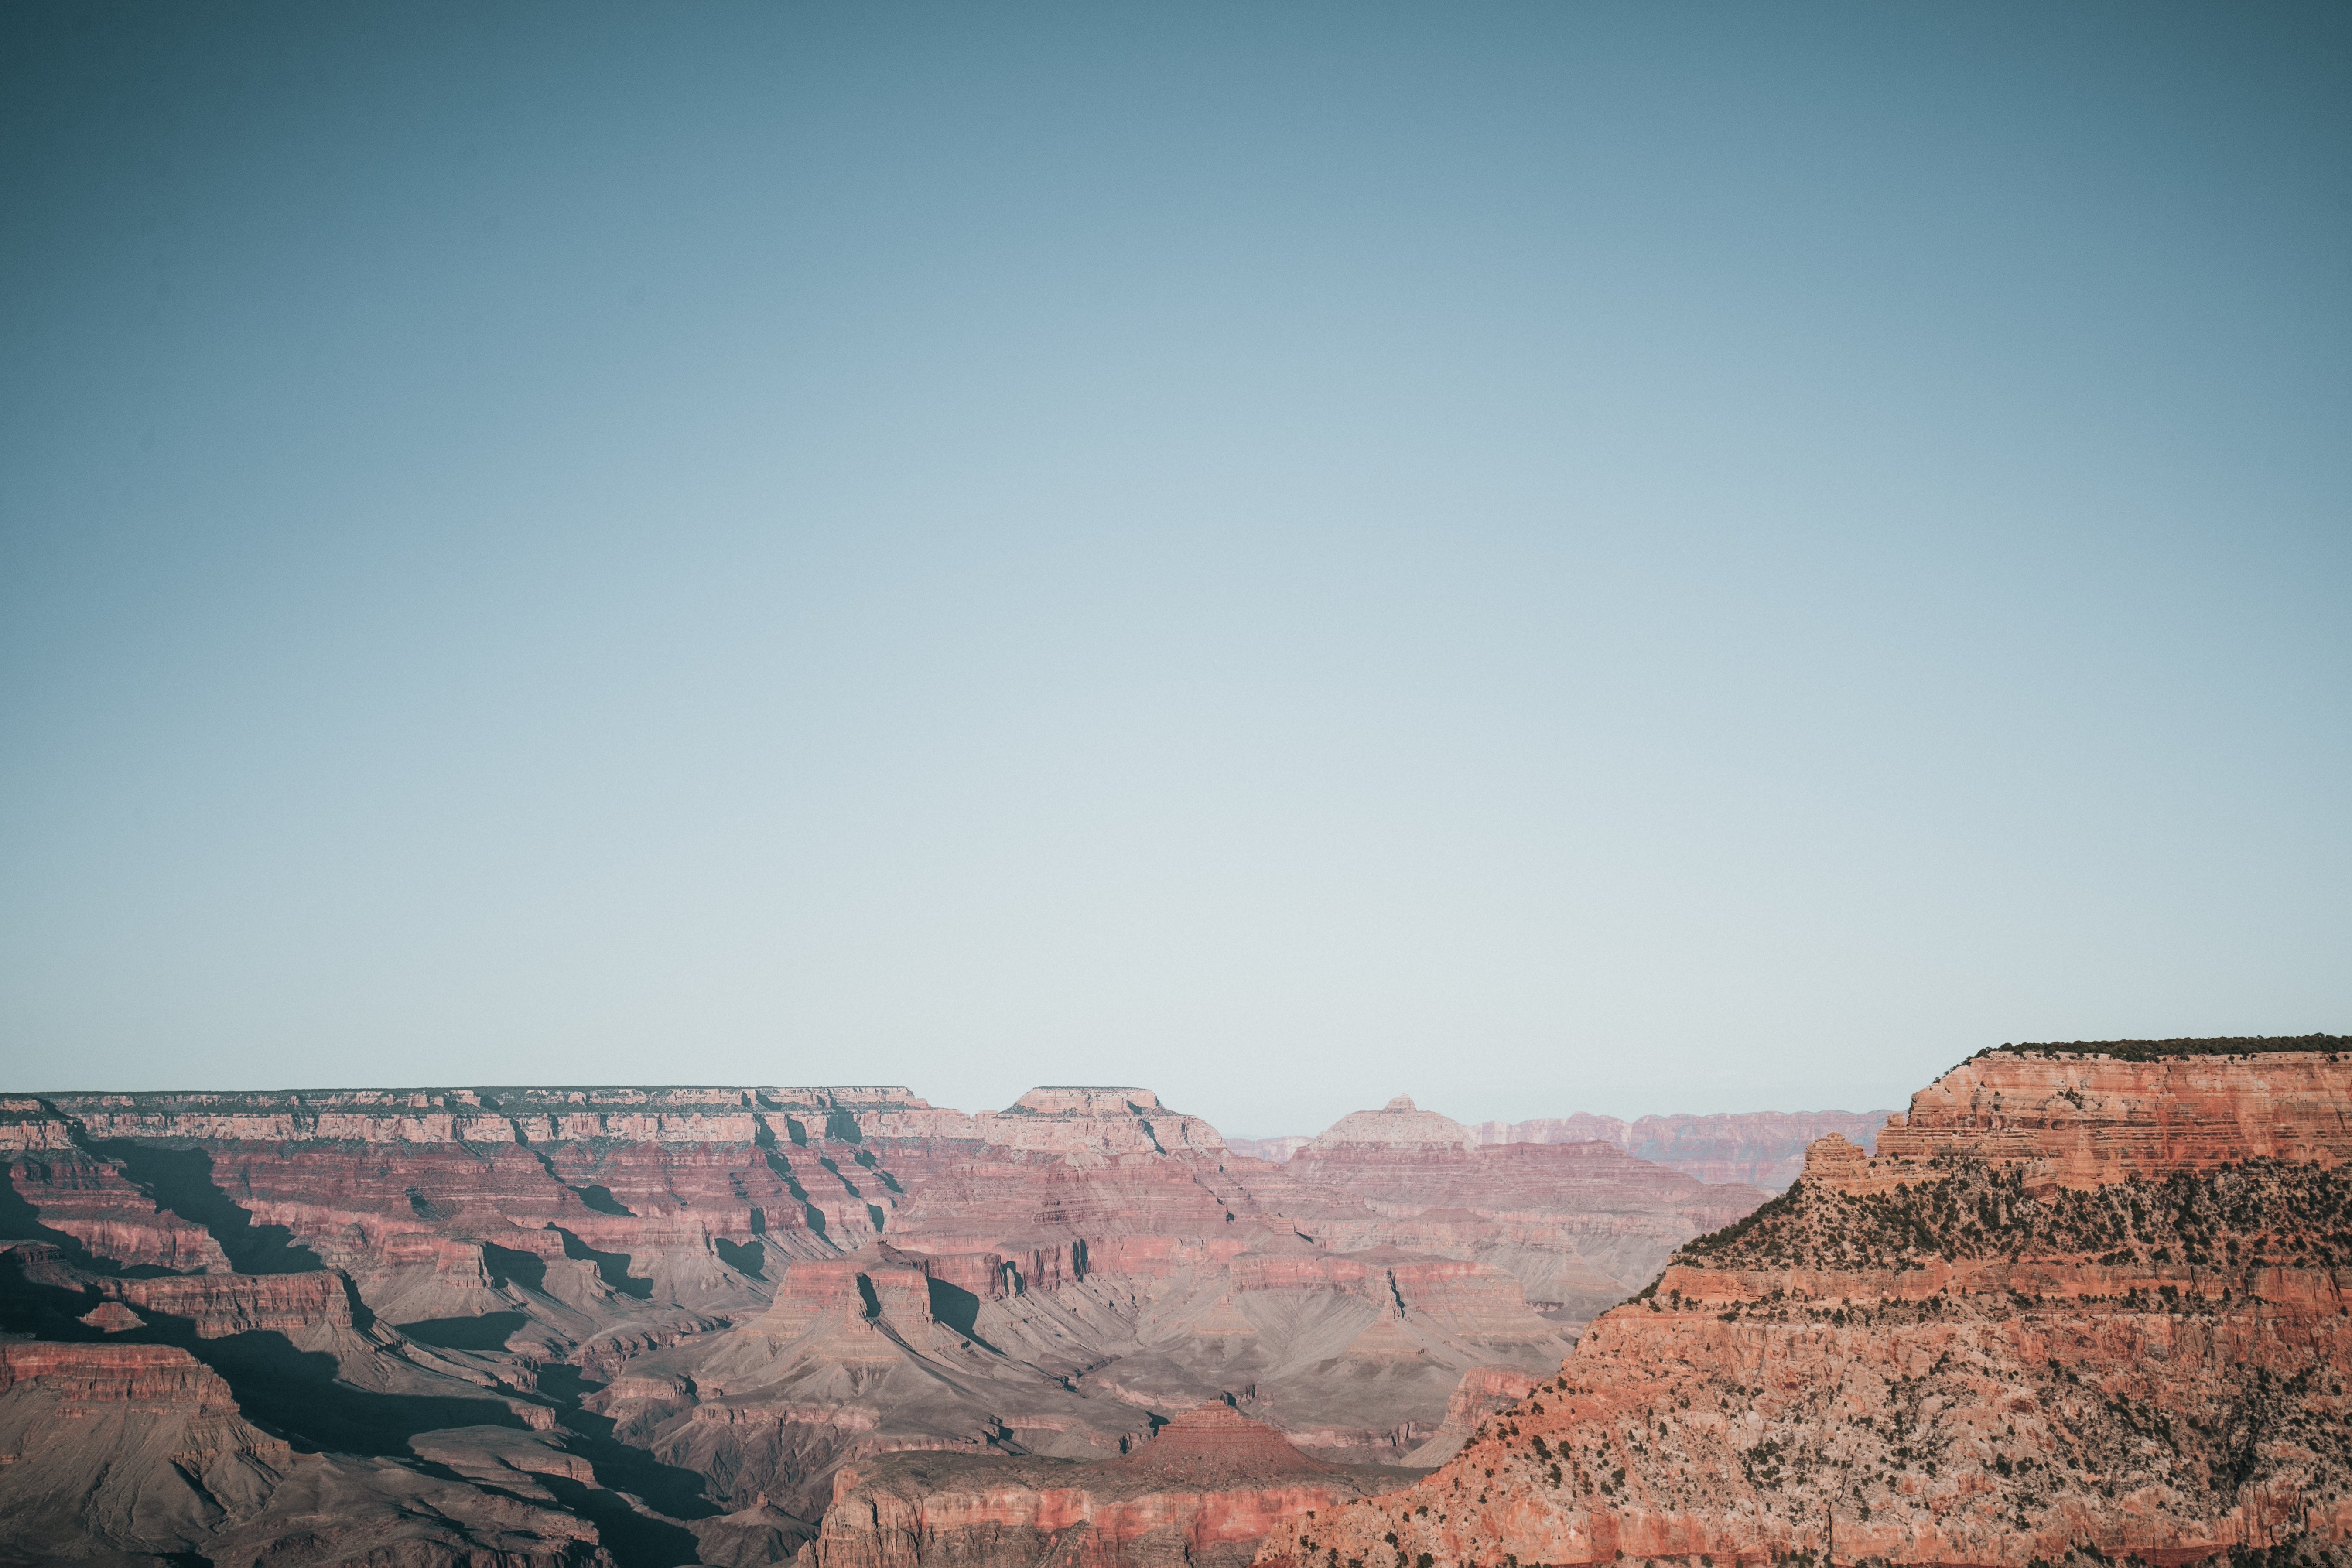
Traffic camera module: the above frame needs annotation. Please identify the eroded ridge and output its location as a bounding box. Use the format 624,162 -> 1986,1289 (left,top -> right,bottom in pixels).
1258,1045 -> 2352,1568
2,1082 -> 1772,1566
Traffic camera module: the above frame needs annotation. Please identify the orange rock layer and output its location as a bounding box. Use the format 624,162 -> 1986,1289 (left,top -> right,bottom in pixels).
811,1406 -> 1401,1568
1259,1052 -> 2352,1568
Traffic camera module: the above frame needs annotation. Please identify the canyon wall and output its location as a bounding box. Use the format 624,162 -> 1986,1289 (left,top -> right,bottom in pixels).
1,1080 -> 1764,1566
1471,1109 -> 1897,1189
1228,1100 -> 1894,1190
810,1404 -> 1405,1568
1258,1042 -> 2352,1568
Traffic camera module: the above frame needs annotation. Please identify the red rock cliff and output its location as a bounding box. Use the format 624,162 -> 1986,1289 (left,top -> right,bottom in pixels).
1257,1048 -> 2352,1568
810,1404 -> 1402,1568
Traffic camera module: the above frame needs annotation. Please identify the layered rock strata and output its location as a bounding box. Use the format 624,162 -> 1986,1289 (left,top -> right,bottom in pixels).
1469,1110 -> 1897,1190
1,1081 -> 1766,1565
1869,1049 -> 2352,1187
1277,1103 -> 1770,1319
0,1326 -> 608,1566
1258,1044 -> 2352,1568
809,1404 -> 1408,1568
1234,1103 -> 1895,1192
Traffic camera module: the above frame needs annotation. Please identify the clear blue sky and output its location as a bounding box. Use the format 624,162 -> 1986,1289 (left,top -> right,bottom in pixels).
3,3 -> 2346,1135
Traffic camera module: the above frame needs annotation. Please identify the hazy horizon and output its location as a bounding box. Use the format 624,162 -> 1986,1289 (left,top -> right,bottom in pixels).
3,1073 -> 1906,1145
5,3 -> 2347,1134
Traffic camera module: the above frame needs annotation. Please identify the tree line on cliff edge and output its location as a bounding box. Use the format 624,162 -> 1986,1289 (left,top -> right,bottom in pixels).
1976,1035 -> 2348,1063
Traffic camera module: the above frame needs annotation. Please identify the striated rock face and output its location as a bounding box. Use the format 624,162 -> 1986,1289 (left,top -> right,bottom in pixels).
1256,1047 -> 2352,1568
1243,1107 -> 1894,1191
0,1080 -> 1766,1565
1868,1050 -> 2352,1187
4,1150 -> 232,1271
1309,1097 -> 1476,1151
810,1404 -> 1408,1568
0,1336 -> 249,1405
1281,1121 -> 1770,1321
1402,1364 -> 1545,1468
0,1326 -> 608,1567
1466,1110 -> 1897,1191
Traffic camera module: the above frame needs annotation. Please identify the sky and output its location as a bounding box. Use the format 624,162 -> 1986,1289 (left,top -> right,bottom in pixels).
2,2 -> 2347,1137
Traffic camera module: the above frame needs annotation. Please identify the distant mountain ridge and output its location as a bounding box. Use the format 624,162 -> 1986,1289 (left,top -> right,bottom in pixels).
1232,1107 -> 1894,1191
1259,1043 -> 2352,1568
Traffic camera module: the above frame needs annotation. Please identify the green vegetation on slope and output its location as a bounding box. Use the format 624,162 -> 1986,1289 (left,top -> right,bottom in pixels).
1676,1157 -> 2352,1275
1981,1035 -> 2348,1062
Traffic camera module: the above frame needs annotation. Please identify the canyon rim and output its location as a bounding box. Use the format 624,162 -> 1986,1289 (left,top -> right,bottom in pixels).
3,1041 -> 2346,1568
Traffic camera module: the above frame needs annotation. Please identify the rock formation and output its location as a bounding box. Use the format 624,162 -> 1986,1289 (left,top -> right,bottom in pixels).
1227,1136 -> 1316,1164
1870,1045 -> 2352,1185
1235,1105 -> 1894,1190
1275,1100 -> 1770,1320
1476,1110 -> 1899,1190
811,1404 -> 1402,1568
1,1080 -> 1766,1565
1255,1038 -> 2352,1568
0,1309 -> 608,1566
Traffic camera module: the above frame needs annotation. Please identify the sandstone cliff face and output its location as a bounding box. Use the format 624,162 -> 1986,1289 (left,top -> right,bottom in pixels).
1,1081 -> 1764,1566
1869,1051 -> 2352,1187
6,1148 -> 232,1271
0,1325 -> 611,1567
1256,1050 -> 2352,1568
810,1404 -> 1408,1568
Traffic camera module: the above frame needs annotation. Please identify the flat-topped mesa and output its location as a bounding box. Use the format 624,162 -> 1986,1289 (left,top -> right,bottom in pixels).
1008,1086 -> 1164,1116
1851,1043 -> 2352,1190
1469,1110 -> 1896,1190
810,1406 -> 1392,1568
31,1084 -> 935,1146
963,1086 -> 1227,1156
20,1083 -> 1223,1158
750,1256 -> 935,1342
1305,1094 -> 1473,1150
0,1340 -> 247,1411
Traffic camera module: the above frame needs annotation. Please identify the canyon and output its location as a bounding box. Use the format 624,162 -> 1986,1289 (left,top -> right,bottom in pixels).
0,1084 -> 1787,1566
15,1042 -> 2340,1568
1260,1038 -> 2352,1568
1233,1108 -> 1896,1192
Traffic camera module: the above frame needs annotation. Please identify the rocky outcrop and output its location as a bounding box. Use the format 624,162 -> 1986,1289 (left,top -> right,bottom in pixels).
1402,1364 -> 1544,1467
1,1080 -> 1764,1565
1308,1097 -> 1475,1150
0,1333 -> 609,1566
1868,1049 -> 2352,1187
1255,1045 -> 2352,1568
810,1404 -> 1409,1568
6,1149 -> 232,1271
